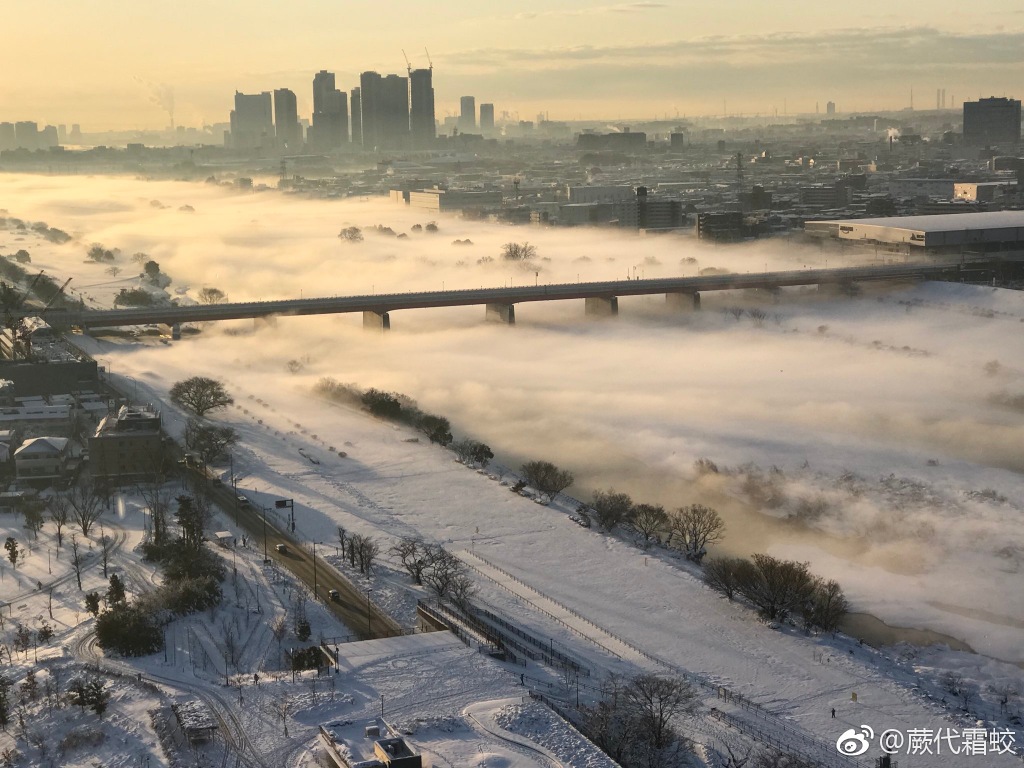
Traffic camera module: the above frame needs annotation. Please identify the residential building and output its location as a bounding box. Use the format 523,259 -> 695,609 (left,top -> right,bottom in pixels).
273,88 -> 301,150
409,68 -> 435,148
310,71 -> 348,150
14,436 -> 69,481
459,96 -> 476,132
229,92 -> 273,150
479,103 -> 494,133
90,404 -> 165,485
350,88 -> 362,146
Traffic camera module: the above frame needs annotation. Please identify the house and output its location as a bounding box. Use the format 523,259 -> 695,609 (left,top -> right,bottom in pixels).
90,404 -> 165,484
373,737 -> 421,768
14,436 -> 70,480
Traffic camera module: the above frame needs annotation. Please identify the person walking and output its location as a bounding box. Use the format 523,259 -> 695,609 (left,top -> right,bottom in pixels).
831,707 -> 836,718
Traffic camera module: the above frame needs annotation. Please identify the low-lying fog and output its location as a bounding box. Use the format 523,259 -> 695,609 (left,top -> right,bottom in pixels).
5,173 -> 1024,664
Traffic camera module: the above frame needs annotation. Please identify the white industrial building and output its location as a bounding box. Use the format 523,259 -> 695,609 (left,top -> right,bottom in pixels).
804,211 -> 1024,256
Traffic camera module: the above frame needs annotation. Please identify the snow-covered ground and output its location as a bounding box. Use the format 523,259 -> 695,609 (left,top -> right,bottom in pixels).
3,173 -> 1024,766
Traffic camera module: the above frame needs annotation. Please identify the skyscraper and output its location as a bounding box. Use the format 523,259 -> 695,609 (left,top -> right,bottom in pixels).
409,68 -> 435,148
229,92 -> 273,150
274,88 -> 300,150
380,74 -> 409,148
963,97 -> 1021,146
350,88 -> 362,146
310,70 -> 348,150
479,103 -> 495,133
359,71 -> 382,149
459,96 -> 476,132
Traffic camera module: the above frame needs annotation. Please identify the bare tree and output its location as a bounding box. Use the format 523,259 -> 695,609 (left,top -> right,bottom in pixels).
501,242 -> 537,261
355,535 -> 379,575
423,547 -> 465,600
450,572 -> 477,611
184,418 -> 238,465
69,535 -> 82,590
702,557 -> 747,600
735,554 -> 815,622
391,537 -> 430,584
197,287 -> 226,304
67,481 -> 104,537
169,376 -> 233,417
802,577 -> 849,634
591,489 -> 634,532
989,681 -> 1020,713
752,750 -> 819,768
668,504 -> 725,563
21,506 -> 44,540
622,674 -> 699,754
47,495 -> 70,548
99,525 -> 111,579
519,460 -> 574,500
337,526 -> 347,559
628,504 -> 667,548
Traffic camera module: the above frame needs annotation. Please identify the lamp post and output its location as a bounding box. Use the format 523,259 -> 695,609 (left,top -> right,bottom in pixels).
262,505 -> 269,564
365,587 -> 372,637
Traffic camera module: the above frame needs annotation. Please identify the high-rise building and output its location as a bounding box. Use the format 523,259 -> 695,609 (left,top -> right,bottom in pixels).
274,88 -> 301,149
229,91 -> 273,150
310,70 -> 348,150
359,71 -> 382,149
381,74 -> 409,148
459,96 -> 476,132
0,123 -> 16,151
826,101 -> 836,116
14,121 -> 39,151
358,71 -> 409,150
350,88 -> 362,146
409,68 -> 435,148
479,103 -> 495,133
963,97 -> 1021,145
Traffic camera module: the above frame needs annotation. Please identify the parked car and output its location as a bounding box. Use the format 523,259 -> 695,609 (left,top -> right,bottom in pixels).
328,589 -> 340,601
275,543 -> 287,553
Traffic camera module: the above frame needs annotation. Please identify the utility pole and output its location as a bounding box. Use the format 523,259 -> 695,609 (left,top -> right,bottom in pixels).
262,505 -> 268,564
365,588 -> 372,637
312,541 -> 317,598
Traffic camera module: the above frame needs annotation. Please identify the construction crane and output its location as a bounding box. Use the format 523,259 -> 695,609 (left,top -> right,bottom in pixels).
13,270 -> 45,310
424,47 -> 433,71
402,49 -> 412,76
39,277 -> 72,318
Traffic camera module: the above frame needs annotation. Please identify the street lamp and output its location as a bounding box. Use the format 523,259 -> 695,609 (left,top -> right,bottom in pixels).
365,587 -> 372,637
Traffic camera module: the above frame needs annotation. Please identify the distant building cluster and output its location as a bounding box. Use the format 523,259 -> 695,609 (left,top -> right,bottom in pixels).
227,63 -> 499,152
0,121 -> 65,151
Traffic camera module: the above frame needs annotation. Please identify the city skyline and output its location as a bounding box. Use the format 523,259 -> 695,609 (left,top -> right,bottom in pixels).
2,0 -> 1023,130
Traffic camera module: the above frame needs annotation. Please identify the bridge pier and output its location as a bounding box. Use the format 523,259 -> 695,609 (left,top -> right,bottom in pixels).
585,296 -> 618,317
665,291 -> 700,311
484,303 -> 516,325
362,311 -> 390,332
254,315 -> 277,330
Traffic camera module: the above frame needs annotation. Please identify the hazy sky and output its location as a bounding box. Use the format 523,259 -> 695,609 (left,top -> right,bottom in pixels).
3,0 -> 1024,130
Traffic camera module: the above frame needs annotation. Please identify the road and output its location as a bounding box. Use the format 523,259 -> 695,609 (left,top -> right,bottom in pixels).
177,454 -> 402,640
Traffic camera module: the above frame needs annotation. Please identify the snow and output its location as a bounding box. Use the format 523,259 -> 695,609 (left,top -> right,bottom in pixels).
3,174 -> 1024,767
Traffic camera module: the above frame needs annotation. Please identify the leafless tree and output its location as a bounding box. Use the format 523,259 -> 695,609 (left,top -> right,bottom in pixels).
591,489 -> 634,532
99,524 -> 110,579
667,504 -> 725,563
450,573 -> 477,611
391,537 -> 430,584
752,750 -> 819,768
337,526 -> 347,559
735,554 -> 815,622
354,535 -> 379,576
622,674 -> 699,754
69,535 -> 82,590
423,547 -> 465,600
500,242 -> 537,261
67,481 -> 104,537
703,557 -> 747,600
802,578 -> 849,634
628,504 -> 667,548
169,376 -> 233,417
520,460 -> 574,500
47,495 -> 70,548
197,287 -> 226,304
989,681 -> 1020,713
719,738 -> 754,768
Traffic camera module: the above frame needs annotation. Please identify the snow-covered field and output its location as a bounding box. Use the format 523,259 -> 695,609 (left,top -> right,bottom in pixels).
3,173 -> 1024,766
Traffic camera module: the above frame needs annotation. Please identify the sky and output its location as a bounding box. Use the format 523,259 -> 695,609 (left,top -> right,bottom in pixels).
3,0 -> 1024,130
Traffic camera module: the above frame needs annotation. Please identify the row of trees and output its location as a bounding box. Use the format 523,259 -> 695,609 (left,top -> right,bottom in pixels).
703,553 -> 849,632
390,537 -> 476,606
577,491 -> 725,560
337,528 -> 380,575
0,670 -> 109,735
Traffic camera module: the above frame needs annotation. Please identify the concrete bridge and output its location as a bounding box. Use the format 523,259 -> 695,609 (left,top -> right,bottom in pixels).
43,261 -> 994,332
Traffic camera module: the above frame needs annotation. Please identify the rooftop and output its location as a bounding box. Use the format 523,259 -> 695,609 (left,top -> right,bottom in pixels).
820,210 -> 1024,233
